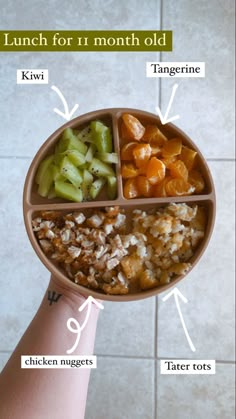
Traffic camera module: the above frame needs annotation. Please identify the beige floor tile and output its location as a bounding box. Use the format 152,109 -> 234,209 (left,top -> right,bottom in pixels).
86,356 -> 155,419
0,0 -> 159,30
161,0 -> 235,159
0,158 -> 49,350
157,361 -> 235,419
157,161 -> 235,360
95,297 -> 156,357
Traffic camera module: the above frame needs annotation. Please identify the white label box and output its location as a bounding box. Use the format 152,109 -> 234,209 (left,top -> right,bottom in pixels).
146,62 -> 205,77
160,359 -> 215,374
17,69 -> 49,84
21,355 -> 97,369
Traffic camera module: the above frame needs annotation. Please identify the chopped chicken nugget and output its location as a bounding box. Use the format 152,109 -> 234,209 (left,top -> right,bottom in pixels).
105,206 -> 120,217
74,212 -> 86,224
107,257 -> 120,270
68,246 -> 81,259
39,239 -> 53,254
87,214 -> 104,228
75,271 -> 88,286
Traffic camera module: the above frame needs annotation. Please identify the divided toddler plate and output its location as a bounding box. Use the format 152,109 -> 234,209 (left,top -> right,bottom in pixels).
23,108 -> 216,301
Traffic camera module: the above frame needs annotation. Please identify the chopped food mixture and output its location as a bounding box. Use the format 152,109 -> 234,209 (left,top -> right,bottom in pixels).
32,204 -> 206,295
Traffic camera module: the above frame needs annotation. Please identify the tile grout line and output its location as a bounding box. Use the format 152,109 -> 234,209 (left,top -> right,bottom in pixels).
94,354 -> 236,366
89,353 -> 155,360
0,350 -> 235,365
91,354 -> 236,366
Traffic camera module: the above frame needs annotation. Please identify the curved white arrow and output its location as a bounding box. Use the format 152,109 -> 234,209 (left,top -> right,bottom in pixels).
51,85 -> 79,121
66,296 -> 104,354
79,296 -> 104,332
156,83 -> 180,125
162,287 -> 196,352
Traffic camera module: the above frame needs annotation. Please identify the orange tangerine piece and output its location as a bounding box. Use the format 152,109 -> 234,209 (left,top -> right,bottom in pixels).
180,145 -> 197,171
142,125 -> 168,146
138,162 -> 149,175
120,122 -> 134,141
123,178 -> 139,199
153,176 -> 172,197
121,142 -> 137,160
169,160 -> 188,181
150,144 -> 161,156
161,155 -> 177,168
133,143 -> 152,168
188,170 -> 205,193
146,157 -> 166,185
136,176 -> 153,197
121,163 -> 138,178
165,178 -> 195,196
122,114 -> 145,141
162,138 -> 182,158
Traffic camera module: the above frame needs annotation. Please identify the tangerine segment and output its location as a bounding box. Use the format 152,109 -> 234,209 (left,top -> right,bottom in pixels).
121,163 -> 138,178
169,160 -> 188,181
122,114 -> 145,141
146,157 -> 166,185
142,125 -> 168,146
133,143 -> 152,168
120,122 -> 134,141
123,178 -> 139,199
180,146 -> 197,171
165,178 -> 195,196
188,169 -> 205,193
153,176 -> 172,197
162,138 -> 182,157
161,155 -> 177,168
136,176 -> 153,197
150,144 -> 161,156
138,162 -> 149,175
121,142 -> 138,160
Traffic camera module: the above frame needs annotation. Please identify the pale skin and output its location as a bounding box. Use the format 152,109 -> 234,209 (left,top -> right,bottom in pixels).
0,276 -> 101,419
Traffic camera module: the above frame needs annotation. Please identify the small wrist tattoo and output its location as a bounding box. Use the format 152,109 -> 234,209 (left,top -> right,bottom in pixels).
47,290 -> 62,305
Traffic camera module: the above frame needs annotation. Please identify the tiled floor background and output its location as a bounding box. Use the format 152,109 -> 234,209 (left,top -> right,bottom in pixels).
0,1 -> 235,418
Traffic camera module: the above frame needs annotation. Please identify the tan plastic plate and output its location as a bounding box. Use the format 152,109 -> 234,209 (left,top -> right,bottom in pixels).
23,108 -> 216,301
